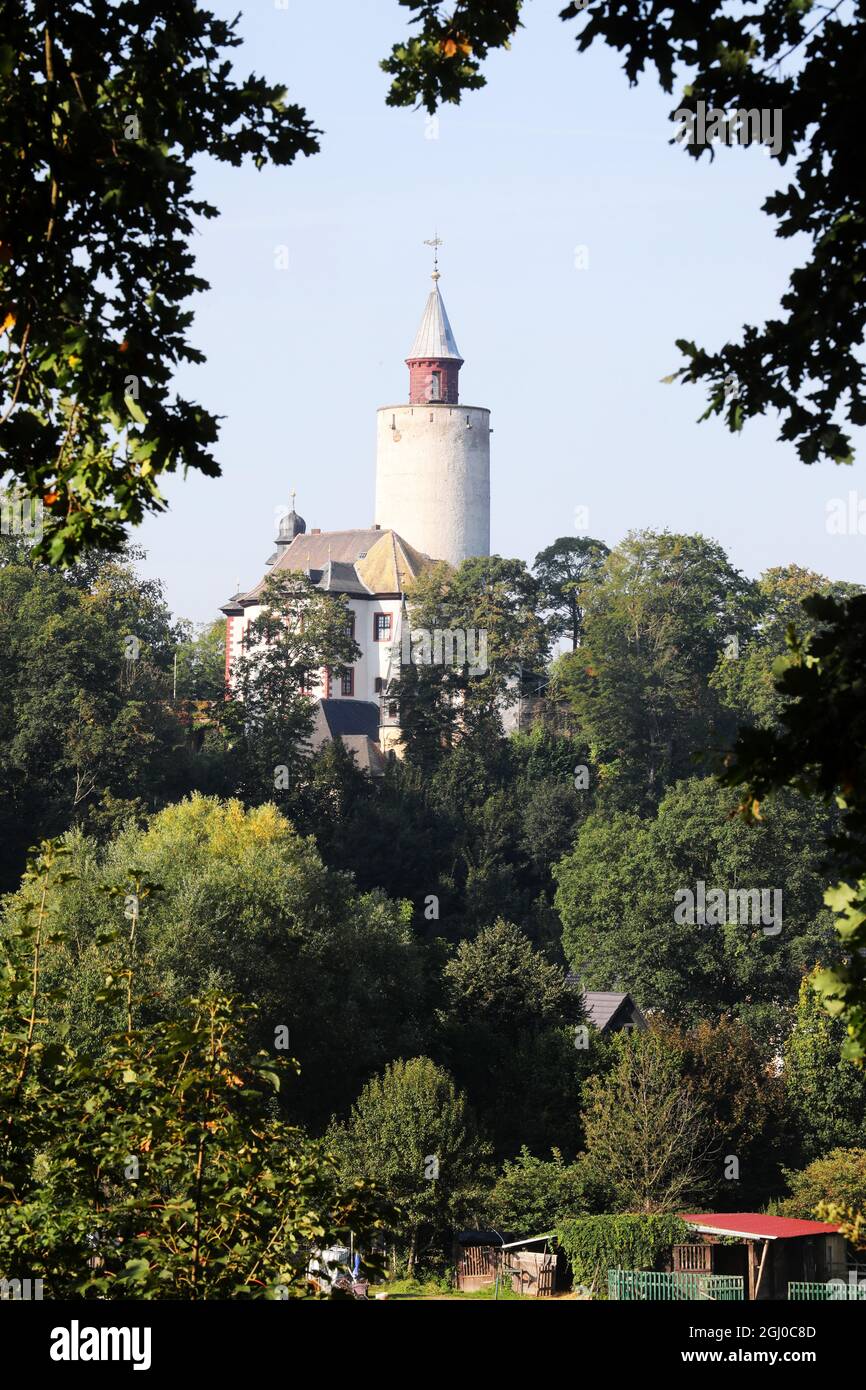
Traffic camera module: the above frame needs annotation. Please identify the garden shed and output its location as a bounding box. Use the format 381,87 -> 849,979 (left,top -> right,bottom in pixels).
453,1231 -> 557,1296
678,1213 -> 847,1300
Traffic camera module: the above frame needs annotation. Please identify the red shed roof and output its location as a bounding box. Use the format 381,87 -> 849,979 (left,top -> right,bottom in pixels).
681,1213 -> 840,1241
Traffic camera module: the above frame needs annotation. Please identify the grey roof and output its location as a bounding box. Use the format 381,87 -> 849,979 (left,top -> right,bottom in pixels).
315,560 -> 371,596
317,698 -> 380,741
407,280 -> 463,361
566,982 -> 646,1032
583,992 -> 631,1030
278,508 -> 306,542
279,529 -> 383,569
224,527 -> 436,610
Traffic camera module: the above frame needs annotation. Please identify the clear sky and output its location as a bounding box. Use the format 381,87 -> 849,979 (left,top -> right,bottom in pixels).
135,0 -> 866,624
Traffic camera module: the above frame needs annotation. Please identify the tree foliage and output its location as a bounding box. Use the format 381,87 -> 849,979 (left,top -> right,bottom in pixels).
381,0 -> 866,466
4,796 -> 427,1126
580,1031 -> 719,1214
556,1213 -> 690,1292
532,535 -> 609,651
552,531 -> 760,808
0,538 -> 199,888
486,1146 -> 608,1235
0,1 -> 318,560
721,591 -> 866,1061
554,776 -> 837,1042
784,971 -> 866,1161
776,1148 -> 866,1227
395,554 -> 548,764
0,841 -> 388,1298
328,1056 -> 491,1274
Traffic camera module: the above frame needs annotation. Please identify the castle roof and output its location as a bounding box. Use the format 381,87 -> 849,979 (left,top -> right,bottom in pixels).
407,279 -> 463,362
223,527 -> 438,610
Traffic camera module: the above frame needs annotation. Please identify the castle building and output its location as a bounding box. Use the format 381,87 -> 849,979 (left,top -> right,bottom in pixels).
221,258 -> 491,760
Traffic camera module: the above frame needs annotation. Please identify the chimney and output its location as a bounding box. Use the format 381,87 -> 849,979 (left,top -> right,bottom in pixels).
311,528 -> 321,535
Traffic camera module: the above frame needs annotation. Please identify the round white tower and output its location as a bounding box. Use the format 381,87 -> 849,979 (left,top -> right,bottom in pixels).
374,264 -> 490,567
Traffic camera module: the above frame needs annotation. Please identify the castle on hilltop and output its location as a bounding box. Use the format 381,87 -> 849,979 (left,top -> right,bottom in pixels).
220,253 -> 491,766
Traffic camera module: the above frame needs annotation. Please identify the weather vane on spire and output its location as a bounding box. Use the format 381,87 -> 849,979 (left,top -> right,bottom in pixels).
423,234 -> 443,280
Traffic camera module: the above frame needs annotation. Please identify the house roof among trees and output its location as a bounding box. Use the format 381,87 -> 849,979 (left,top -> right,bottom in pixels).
566,986 -> 647,1032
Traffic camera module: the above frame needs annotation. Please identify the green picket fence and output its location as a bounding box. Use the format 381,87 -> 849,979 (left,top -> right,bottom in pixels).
608,1269 -> 744,1301
788,1280 -> 866,1300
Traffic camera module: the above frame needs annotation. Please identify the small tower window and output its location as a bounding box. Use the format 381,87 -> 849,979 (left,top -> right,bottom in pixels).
429,371 -> 441,401
341,668 -> 354,697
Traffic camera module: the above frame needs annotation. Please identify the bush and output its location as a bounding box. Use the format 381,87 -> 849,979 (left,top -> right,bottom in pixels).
775,1148 -> 866,1221
556,1213 -> 690,1292
487,1148 -> 609,1233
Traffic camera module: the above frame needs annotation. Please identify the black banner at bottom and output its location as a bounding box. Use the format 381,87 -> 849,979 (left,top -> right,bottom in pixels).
1,1296 -> 858,1377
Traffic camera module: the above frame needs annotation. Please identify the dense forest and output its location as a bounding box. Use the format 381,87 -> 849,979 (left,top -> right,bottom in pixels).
3,523 -> 865,1290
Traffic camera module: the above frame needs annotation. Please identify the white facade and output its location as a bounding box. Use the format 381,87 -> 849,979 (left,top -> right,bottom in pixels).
226,594 -> 406,708
374,402 -> 490,567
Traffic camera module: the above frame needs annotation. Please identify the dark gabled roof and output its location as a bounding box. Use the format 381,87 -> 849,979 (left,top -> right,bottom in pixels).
565,982 -> 646,1031
317,560 -> 371,596
317,698 -> 380,741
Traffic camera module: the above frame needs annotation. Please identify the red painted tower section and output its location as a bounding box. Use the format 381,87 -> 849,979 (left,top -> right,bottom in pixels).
406,357 -> 461,404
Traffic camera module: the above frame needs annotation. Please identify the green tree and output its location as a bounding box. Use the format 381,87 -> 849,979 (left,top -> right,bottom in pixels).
328,1057 -> 491,1275
487,1147 -> 609,1235
711,566 -> 862,731
396,554 -> 548,762
226,571 -> 360,802
721,591 -> 866,1060
776,1149 -> 866,1226
552,531 -> 760,809
174,618 -> 226,702
0,1 -> 318,561
0,541 -> 196,887
5,796 -> 428,1126
784,973 -> 866,1163
554,777 -> 837,1044
0,842 -> 389,1298
381,1 -> 866,466
532,535 -> 609,650
654,1017 -> 787,1207
437,920 -> 588,1156
581,1030 -> 717,1213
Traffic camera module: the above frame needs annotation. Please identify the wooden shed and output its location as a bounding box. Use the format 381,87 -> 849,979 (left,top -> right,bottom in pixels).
678,1213 -> 847,1300
454,1231 -> 557,1297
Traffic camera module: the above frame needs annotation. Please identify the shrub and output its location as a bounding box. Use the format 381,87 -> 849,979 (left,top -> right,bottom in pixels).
556,1213 -> 690,1292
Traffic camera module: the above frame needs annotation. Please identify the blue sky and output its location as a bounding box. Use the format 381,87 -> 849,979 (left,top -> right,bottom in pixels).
136,0 -> 866,624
